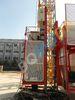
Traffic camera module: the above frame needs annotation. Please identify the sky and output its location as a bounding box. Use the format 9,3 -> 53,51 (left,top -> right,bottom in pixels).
0,0 -> 75,39
56,0 -> 75,25
0,0 -> 37,39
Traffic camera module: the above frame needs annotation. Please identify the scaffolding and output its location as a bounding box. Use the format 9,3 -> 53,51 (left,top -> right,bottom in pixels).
46,0 -> 56,85
37,0 -> 56,86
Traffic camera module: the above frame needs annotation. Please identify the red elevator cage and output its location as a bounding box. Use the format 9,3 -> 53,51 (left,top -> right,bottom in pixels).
55,21 -> 75,93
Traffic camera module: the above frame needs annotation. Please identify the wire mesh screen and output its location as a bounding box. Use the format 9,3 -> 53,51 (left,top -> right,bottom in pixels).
24,41 -> 44,82
67,22 -> 75,44
65,4 -> 75,21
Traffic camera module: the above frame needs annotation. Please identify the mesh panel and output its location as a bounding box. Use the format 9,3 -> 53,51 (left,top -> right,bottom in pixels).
67,22 -> 75,44
65,4 -> 75,21
24,41 -> 44,82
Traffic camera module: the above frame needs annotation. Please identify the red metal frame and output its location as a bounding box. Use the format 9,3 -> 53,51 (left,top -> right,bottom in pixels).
54,21 -> 64,86
44,5 -> 47,87
64,23 -> 75,93
54,22 -> 69,90
55,22 -> 75,93
67,45 -> 75,93
23,33 -> 46,85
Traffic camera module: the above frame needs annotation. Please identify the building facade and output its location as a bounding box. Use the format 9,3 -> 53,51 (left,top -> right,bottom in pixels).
0,39 -> 24,65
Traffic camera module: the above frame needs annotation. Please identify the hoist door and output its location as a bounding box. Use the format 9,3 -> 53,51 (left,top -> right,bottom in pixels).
24,41 -> 44,83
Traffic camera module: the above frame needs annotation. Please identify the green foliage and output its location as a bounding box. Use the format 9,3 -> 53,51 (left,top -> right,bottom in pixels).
11,59 -> 18,67
0,60 -> 4,65
3,59 -> 20,71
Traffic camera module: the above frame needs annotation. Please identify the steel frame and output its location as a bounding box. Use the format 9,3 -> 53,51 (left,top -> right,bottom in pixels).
55,21 -> 75,93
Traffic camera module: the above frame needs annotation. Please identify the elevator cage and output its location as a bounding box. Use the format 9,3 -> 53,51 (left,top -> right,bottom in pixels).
24,41 -> 44,82
55,20 -> 75,93
65,21 -> 75,77
54,22 -> 68,89
23,26 -> 47,85
65,4 -> 75,73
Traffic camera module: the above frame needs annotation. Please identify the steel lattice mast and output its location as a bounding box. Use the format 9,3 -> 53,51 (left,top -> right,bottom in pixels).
38,0 -> 56,86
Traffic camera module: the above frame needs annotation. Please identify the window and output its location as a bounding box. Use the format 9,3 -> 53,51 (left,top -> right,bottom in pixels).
21,58 -> 23,60
14,44 -> 17,47
14,51 -> 19,53
13,57 -> 18,60
5,56 -> 11,60
0,43 -> 4,49
0,50 -> 3,52
21,50 -> 24,53
5,57 -> 7,60
6,50 -> 11,53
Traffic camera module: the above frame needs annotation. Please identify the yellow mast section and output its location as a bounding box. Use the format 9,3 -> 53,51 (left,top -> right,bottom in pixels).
46,0 -> 56,85
37,0 -> 56,85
